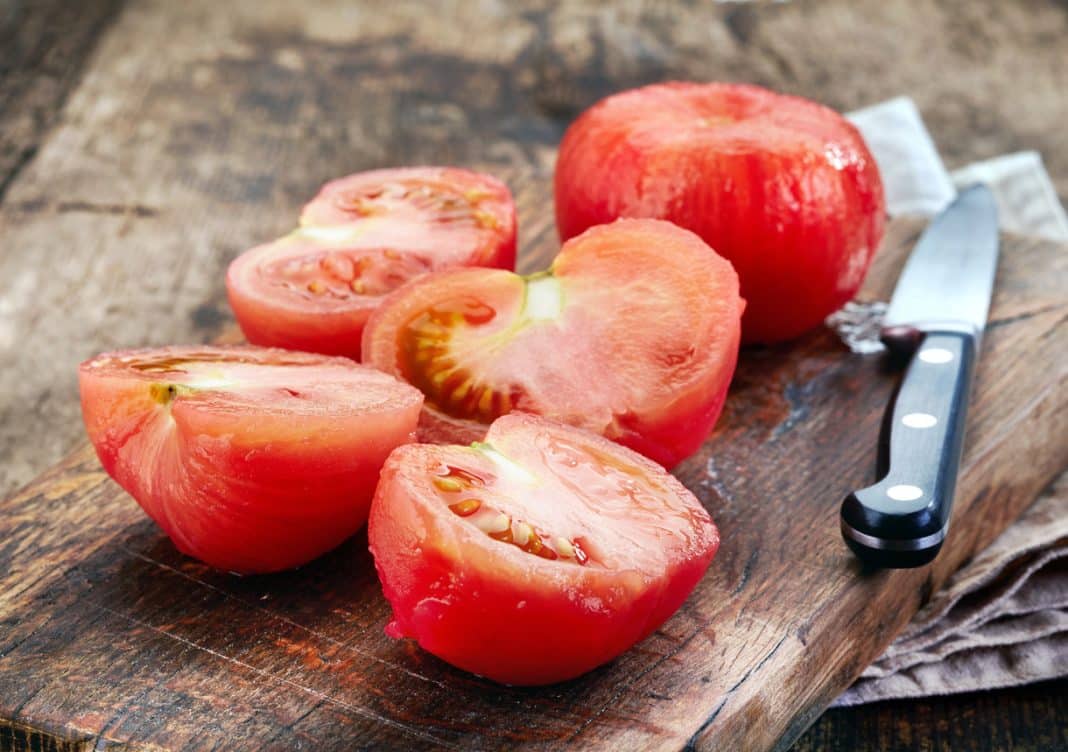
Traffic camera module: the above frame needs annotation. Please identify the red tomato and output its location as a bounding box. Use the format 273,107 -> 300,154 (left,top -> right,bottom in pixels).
362,218 -> 743,468
554,82 -> 886,344
79,346 -> 423,573
369,413 -> 719,685
227,167 -> 516,359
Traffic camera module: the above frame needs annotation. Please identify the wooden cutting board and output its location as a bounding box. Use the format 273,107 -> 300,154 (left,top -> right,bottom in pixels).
1,204 -> 1066,750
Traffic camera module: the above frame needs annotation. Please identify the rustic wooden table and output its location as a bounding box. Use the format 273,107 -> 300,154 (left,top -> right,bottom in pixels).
2,1 -> 1066,750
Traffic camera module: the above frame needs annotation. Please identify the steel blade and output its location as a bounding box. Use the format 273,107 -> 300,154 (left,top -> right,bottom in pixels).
882,184 -> 999,340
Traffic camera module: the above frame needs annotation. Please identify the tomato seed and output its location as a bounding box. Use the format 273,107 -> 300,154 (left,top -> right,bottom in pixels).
433,477 -> 463,493
448,498 -> 481,517
475,513 -> 510,535
513,522 -> 532,547
322,255 -> 355,281
473,210 -> 496,229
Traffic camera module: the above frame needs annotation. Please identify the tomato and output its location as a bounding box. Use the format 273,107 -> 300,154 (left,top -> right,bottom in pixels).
362,218 -> 743,468
227,167 -> 516,359
554,82 -> 886,344
79,346 -> 423,573
369,413 -> 719,685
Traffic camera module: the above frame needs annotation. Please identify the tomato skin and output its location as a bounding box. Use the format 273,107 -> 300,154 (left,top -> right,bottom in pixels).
369,414 -> 719,685
227,167 -> 516,359
362,218 -> 743,469
554,82 -> 886,343
79,346 -> 423,573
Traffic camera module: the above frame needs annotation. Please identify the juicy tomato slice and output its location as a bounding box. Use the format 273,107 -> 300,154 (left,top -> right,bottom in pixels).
369,413 -> 720,685
227,167 -> 516,359
554,82 -> 886,344
362,218 -> 744,468
79,346 -> 423,573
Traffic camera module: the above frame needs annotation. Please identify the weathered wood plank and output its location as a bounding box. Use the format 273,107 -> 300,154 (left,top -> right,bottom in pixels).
0,0 -> 125,198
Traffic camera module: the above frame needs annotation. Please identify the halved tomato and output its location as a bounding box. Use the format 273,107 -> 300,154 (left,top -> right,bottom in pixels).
555,82 -> 886,343
362,218 -> 744,468
79,346 -> 423,573
369,413 -> 719,685
227,167 -> 516,359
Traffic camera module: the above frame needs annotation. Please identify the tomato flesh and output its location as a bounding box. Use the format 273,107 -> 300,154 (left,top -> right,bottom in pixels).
369,413 -> 719,685
79,346 -> 423,573
554,82 -> 886,343
227,167 -> 516,359
363,218 -> 744,468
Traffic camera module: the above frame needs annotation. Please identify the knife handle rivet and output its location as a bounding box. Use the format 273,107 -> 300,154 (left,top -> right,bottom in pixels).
887,484 -> 924,502
902,412 -> 938,429
918,348 -> 954,364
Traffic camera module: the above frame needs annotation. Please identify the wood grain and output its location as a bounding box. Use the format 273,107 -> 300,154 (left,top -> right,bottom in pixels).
0,0 -> 125,198
2,2 -> 1067,750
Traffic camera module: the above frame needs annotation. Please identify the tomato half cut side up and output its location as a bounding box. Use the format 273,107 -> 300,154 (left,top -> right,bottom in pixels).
369,413 -> 720,685
227,167 -> 517,359
362,218 -> 744,468
79,346 -> 423,573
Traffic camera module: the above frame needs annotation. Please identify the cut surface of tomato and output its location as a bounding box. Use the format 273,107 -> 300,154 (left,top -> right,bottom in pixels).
79,346 -> 423,573
554,81 -> 885,343
363,218 -> 744,468
369,413 -> 719,685
227,167 -> 516,359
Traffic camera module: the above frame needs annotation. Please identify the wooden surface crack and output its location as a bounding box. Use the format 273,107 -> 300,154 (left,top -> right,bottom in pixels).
563,618 -> 720,745
986,302 -> 1065,331
5,199 -> 161,217
685,633 -> 790,751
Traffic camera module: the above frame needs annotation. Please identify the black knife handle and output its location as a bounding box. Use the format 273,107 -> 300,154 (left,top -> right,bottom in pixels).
841,331 -> 976,568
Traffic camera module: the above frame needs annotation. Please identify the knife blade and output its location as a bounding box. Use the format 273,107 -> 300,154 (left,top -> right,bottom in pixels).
840,185 -> 1000,568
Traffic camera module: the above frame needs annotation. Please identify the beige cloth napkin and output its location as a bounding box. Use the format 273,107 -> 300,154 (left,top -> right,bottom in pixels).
829,97 -> 1068,706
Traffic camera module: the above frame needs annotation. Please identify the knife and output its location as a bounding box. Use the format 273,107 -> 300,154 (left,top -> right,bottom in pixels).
840,185 -> 1000,569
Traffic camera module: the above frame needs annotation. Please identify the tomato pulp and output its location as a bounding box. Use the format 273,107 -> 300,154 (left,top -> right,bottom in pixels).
79,346 -> 423,573
369,413 -> 720,685
362,218 -> 744,468
228,167 -> 516,359
554,82 -> 886,343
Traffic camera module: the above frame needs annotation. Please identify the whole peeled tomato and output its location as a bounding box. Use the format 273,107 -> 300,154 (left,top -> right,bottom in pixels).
79,346 -> 423,573
369,413 -> 719,685
554,82 -> 886,343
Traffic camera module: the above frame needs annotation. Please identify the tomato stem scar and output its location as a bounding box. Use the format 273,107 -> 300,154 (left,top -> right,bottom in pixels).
149,382 -> 193,405
521,272 -> 564,321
